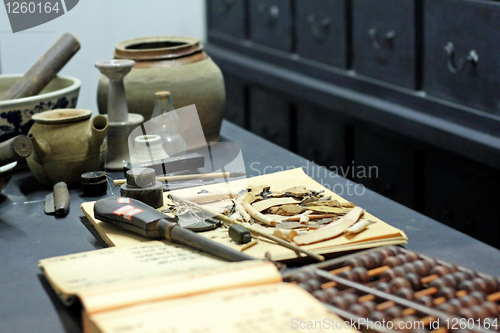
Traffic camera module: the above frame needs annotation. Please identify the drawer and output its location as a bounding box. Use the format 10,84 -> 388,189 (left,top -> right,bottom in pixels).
207,0 -> 246,39
423,149 -> 500,249
249,0 -> 293,52
424,0 -> 500,115
249,87 -> 291,149
296,104 -> 348,169
353,125 -> 415,208
295,0 -> 349,68
224,76 -> 247,128
353,0 -> 417,89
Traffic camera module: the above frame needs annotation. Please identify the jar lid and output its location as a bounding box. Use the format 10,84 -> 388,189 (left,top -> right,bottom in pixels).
81,171 -> 107,184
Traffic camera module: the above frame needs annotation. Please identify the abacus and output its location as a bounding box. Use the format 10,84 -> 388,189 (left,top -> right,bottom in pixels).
284,246 -> 500,333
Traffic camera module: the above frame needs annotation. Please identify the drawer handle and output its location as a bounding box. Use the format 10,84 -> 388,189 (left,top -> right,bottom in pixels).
307,14 -> 331,43
258,4 -> 280,24
444,42 -> 479,74
368,28 -> 395,51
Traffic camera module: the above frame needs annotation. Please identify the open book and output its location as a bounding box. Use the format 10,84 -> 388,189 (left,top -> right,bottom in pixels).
81,168 -> 407,261
39,241 -> 358,333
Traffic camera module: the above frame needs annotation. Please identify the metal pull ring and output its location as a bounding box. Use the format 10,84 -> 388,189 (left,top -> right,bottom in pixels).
444,42 -> 478,74
307,14 -> 331,43
258,4 -> 280,25
368,28 -> 395,51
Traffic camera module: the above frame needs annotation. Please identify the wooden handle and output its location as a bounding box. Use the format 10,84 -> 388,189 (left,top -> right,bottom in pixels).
0,135 -> 33,165
1,33 -> 80,101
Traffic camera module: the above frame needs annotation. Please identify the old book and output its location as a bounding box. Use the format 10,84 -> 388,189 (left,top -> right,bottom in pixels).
81,168 -> 407,261
39,241 -> 358,333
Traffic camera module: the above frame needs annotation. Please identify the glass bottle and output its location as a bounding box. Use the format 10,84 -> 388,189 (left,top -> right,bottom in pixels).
150,91 -> 186,156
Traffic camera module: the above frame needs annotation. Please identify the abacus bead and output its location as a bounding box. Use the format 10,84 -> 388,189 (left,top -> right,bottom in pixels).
404,252 -> 420,262
441,262 -> 458,272
368,252 -> 384,266
470,305 -> 489,320
325,288 -> 339,302
437,303 -> 459,315
436,287 -> 456,300
338,270 -> 354,281
343,293 -> 359,306
469,291 -> 486,302
307,279 -> 322,291
291,271 -> 309,283
385,306 -> 403,320
402,262 -> 417,274
381,269 -> 397,281
442,274 -> 458,287
461,269 -> 475,279
396,254 -> 408,264
348,303 -> 368,317
331,295 -> 348,309
302,268 -> 319,280
363,300 -> 377,313
457,280 -> 476,292
378,249 -> 392,259
312,290 -> 329,302
390,277 -> 412,293
383,256 -> 402,268
422,258 -> 437,269
360,255 -> 376,269
376,282 -> 392,293
352,267 -> 370,284
448,298 -> 463,310
483,302 -> 499,317
393,266 -> 407,278
405,273 -> 422,290
388,246 -> 402,255
472,277 -> 488,292
458,308 -> 476,319
416,295 -> 433,307
345,258 -> 362,268
430,265 -> 450,277
396,288 -> 414,300
369,311 -> 387,322
413,261 -> 429,276
458,295 -> 478,308
480,275 -> 499,293
452,272 -> 468,284
297,282 -> 313,293
429,278 -> 447,290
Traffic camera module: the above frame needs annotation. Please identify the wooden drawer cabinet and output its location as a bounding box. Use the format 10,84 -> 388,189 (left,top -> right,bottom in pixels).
249,87 -> 291,149
223,76 -> 247,128
295,0 -> 349,68
353,125 -> 415,208
249,0 -> 293,52
296,104 -> 349,169
423,150 -> 500,248
424,0 -> 500,115
207,0 -> 246,39
353,0 -> 418,89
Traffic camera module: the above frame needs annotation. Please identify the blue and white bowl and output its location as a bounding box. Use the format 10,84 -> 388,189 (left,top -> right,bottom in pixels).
0,75 -> 80,142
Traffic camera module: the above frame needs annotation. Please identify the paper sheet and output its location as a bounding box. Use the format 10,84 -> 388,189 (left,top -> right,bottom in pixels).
81,168 -> 407,261
89,283 -> 360,333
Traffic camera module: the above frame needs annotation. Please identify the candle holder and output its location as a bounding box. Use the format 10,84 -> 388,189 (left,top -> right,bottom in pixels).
95,59 -> 144,170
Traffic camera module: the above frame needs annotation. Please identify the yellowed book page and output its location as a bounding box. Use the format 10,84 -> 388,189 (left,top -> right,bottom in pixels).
81,168 -> 407,260
90,283 -> 360,333
40,241 -> 281,314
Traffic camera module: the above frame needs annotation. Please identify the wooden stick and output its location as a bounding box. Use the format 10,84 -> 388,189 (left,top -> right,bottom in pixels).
240,240 -> 258,251
242,202 -> 276,226
1,33 -> 80,101
0,135 -> 32,165
168,194 -> 325,262
113,171 -> 244,186
283,214 -> 337,221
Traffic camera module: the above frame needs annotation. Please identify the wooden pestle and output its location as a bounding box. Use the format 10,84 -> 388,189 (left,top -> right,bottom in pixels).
1,33 -> 80,101
0,135 -> 33,164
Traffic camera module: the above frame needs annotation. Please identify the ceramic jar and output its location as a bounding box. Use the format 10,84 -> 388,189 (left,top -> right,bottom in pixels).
97,36 -> 226,143
26,109 -> 108,186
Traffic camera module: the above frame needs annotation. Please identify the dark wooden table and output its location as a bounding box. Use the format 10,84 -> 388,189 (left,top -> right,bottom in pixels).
1,121 -> 499,333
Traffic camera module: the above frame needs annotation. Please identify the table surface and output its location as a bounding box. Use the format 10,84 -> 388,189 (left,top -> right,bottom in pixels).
1,121 -> 499,333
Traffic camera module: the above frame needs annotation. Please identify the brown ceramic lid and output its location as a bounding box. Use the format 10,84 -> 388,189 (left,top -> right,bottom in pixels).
114,36 -> 203,61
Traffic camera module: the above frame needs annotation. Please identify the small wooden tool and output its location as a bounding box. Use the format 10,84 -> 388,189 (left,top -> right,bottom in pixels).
1,33 -> 80,101
44,182 -> 70,217
0,135 -> 33,165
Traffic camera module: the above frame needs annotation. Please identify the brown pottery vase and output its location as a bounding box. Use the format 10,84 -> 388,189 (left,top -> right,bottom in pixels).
97,36 -> 226,143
